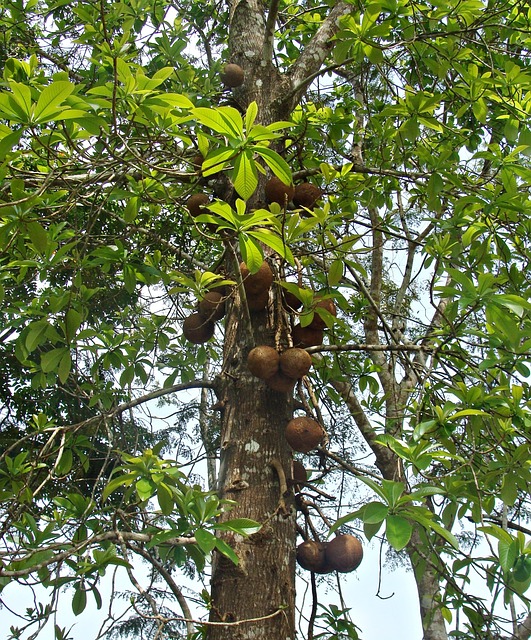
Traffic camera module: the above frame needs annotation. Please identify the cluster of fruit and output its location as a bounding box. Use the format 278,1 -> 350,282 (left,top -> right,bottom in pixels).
182,289 -> 227,344
181,63 -> 363,575
296,535 -> 363,574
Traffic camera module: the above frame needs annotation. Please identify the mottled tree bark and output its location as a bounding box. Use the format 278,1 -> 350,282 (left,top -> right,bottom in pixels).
208,286 -> 296,640
206,4 -> 352,640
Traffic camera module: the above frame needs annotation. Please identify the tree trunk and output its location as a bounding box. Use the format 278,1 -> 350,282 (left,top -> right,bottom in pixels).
207,4 -> 300,638
208,286 -> 296,640
408,530 -> 450,640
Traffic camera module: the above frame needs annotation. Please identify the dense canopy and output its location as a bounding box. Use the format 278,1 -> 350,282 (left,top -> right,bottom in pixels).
0,0 -> 530,639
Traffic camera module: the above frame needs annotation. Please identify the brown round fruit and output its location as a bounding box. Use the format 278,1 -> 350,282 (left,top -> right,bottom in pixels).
296,540 -> 330,573
247,346 -> 280,380
293,183 -> 322,210
186,193 -> 209,218
220,63 -> 245,88
309,298 -> 337,330
285,416 -> 324,453
240,260 -> 274,296
281,288 -> 303,311
198,291 -> 226,322
246,288 -> 269,311
325,534 -> 363,573
292,460 -> 308,490
192,153 -> 204,173
265,371 -> 296,393
279,348 -> 312,379
265,177 -> 295,206
292,324 -> 324,348
183,313 -> 215,344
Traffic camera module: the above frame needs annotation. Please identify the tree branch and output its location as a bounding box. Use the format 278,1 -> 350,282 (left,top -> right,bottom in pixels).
129,542 -> 196,637
285,2 -> 352,108
0,531 -> 197,579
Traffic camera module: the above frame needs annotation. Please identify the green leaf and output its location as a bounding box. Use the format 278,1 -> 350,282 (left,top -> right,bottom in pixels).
363,501 -> 389,524
72,586 -> 87,616
328,259 -> 344,286
328,508 -> 365,535
101,473 -> 137,503
385,515 -> 412,551
500,474 -> 518,507
214,537 -> 239,565
0,128 -> 23,158
9,81 -> 32,119
92,586 -> 103,610
195,528 -> 217,554
161,93 -> 194,109
136,478 -> 154,501
123,197 -> 139,223
381,479 -> 405,508
499,538 -> 519,574
33,81 -> 75,123
27,221 -> 48,253
364,519 -> 384,541
41,348 -> 69,373
409,511 -> 459,549
25,320 -> 50,352
239,235 -> 263,273
254,146 -> 292,185
215,518 -> 261,536
232,151 -> 258,200
157,482 -> 174,516
123,264 -> 137,293
245,101 -> 258,130
58,350 -> 71,384
202,148 -> 234,176
193,106 -> 243,138
65,308 -> 83,342
248,229 -> 294,264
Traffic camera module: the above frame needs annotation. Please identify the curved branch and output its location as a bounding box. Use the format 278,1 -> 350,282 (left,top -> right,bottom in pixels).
0,379 -> 217,463
0,531 -> 197,579
263,0 -> 281,63
285,2 -> 352,108
325,375 -> 399,479
129,542 -> 196,637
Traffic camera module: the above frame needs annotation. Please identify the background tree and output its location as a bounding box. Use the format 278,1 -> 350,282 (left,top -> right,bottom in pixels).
0,0 -> 530,639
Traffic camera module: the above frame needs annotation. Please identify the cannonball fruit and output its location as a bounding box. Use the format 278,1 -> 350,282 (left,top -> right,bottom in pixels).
265,371 -> 296,393
282,288 -> 303,310
285,416 -> 324,453
293,182 -> 322,210
309,298 -> 337,330
192,153 -> 204,172
246,288 -> 269,311
292,324 -> 324,348
220,63 -> 245,88
279,348 -> 312,379
265,177 -> 295,206
240,261 -> 273,296
296,540 -> 330,574
247,346 -> 280,380
198,291 -> 226,322
297,536 -> 363,574
186,193 -> 209,218
292,460 -> 308,491
325,534 -> 363,573
183,313 -> 215,344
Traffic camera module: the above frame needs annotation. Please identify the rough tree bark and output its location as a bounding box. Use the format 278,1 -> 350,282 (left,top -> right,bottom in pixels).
207,3 -> 350,639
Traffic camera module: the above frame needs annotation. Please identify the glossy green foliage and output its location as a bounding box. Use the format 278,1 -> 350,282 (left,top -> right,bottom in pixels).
0,0 -> 530,638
